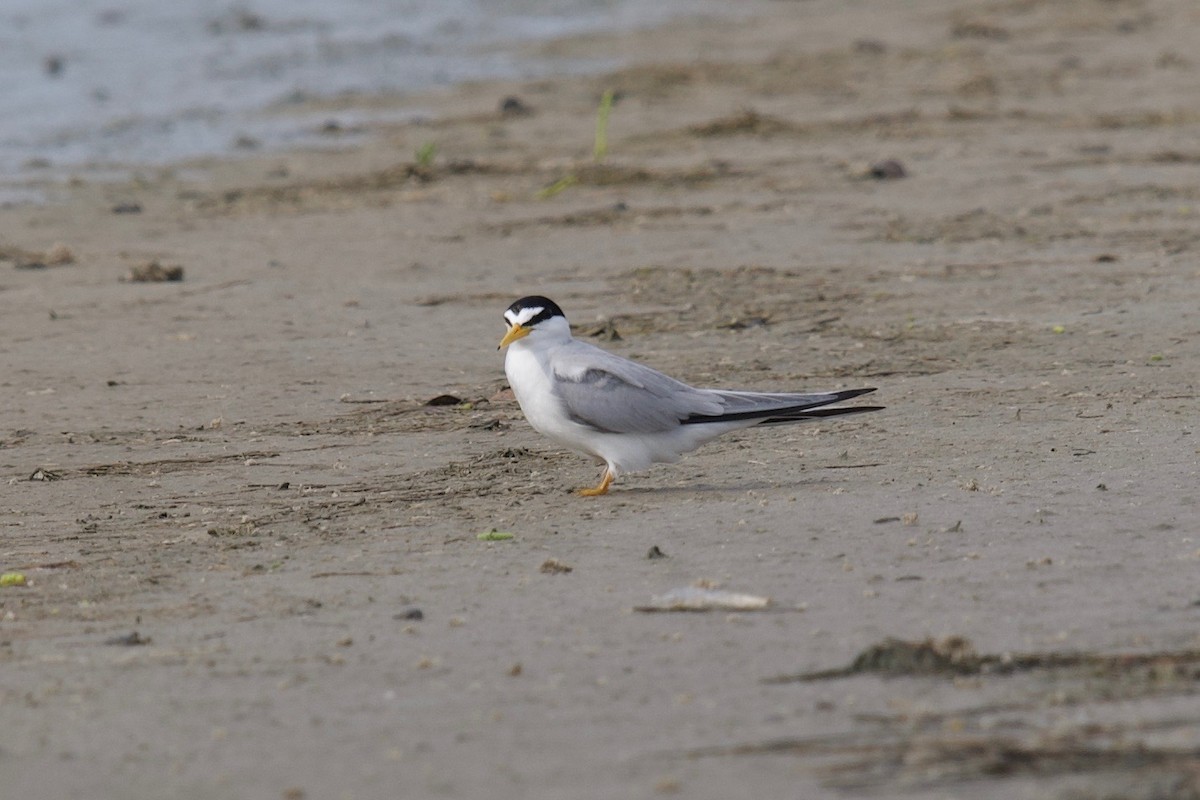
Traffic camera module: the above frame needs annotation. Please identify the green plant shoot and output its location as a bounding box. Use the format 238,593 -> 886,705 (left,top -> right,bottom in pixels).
415,141 -> 437,168
594,89 -> 614,163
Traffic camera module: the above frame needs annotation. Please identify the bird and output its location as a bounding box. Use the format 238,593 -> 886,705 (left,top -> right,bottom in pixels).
498,296 -> 883,496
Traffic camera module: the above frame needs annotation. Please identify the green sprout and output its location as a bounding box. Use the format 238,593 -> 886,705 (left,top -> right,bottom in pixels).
535,174 -> 579,200
415,141 -> 437,168
594,89 -> 615,163
477,529 -> 515,542
536,89 -> 616,200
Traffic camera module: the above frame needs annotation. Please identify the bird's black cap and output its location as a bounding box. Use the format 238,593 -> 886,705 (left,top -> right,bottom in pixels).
505,296 -> 565,326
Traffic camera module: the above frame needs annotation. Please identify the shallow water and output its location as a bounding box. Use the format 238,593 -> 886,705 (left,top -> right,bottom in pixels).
0,0 -> 730,182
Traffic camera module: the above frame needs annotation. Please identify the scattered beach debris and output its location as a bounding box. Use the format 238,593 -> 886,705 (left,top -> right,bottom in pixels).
539,558 -> 573,574
122,260 -> 183,282
719,314 -> 770,331
689,109 -> 789,137
207,523 -> 256,538
15,560 -> 77,571
796,636 -> 981,679
0,572 -> 28,587
766,636 -> 1200,682
852,38 -> 887,54
716,636 -> 1200,789
207,7 -> 266,34
105,631 -> 151,647
687,722 -> 1200,790
637,586 -> 772,612
29,468 -> 61,481
320,119 -> 353,135
7,242 -> 75,270
575,319 -> 622,341
952,20 -> 1011,40
42,242 -> 74,265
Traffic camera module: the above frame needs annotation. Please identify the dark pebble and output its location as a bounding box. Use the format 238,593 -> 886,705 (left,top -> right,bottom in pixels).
395,607 -> 424,621
425,394 -> 462,406
868,159 -> 907,180
112,202 -> 142,214
105,631 -> 151,646
499,96 -> 532,116
852,39 -> 887,54
646,545 -> 668,560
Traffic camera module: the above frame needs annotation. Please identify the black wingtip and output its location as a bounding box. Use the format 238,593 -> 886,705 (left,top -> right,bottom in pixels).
681,388 -> 881,426
757,405 -> 884,425
831,387 -> 877,401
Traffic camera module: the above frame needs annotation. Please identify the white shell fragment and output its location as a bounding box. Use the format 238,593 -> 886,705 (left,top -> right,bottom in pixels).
636,587 -> 773,612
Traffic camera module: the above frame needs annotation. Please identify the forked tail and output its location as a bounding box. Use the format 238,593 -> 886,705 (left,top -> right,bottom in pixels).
682,387 -> 882,426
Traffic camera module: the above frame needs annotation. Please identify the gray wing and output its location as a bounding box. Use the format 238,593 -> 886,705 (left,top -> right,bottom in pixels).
549,340 -> 878,433
549,341 -> 723,434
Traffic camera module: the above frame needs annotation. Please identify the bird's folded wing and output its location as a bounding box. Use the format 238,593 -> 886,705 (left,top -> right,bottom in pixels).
551,345 -> 722,434
550,341 -> 878,433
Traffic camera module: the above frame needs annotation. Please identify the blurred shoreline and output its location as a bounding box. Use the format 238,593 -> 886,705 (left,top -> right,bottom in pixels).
0,0 -> 743,197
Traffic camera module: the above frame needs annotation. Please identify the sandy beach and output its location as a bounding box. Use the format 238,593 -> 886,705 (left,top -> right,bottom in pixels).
3,0 -> 1200,797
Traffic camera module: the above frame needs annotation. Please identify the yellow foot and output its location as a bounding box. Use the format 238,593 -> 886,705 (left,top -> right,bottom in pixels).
577,470 -> 613,497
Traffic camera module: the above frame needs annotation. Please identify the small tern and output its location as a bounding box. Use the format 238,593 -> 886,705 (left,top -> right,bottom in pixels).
498,296 -> 883,496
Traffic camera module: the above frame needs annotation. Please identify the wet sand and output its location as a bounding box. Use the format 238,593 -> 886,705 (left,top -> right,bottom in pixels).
3,0 -> 1200,797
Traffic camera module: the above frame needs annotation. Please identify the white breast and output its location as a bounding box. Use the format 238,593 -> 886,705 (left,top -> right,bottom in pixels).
505,343 -> 588,446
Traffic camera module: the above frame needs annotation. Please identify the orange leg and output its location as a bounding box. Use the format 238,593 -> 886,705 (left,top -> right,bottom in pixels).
577,469 -> 614,497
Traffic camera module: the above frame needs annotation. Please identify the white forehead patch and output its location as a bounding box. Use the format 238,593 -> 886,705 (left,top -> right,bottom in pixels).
506,306 -> 543,326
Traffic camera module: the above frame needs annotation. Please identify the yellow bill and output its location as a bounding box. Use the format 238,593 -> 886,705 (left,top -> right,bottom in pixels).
498,323 -> 530,350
